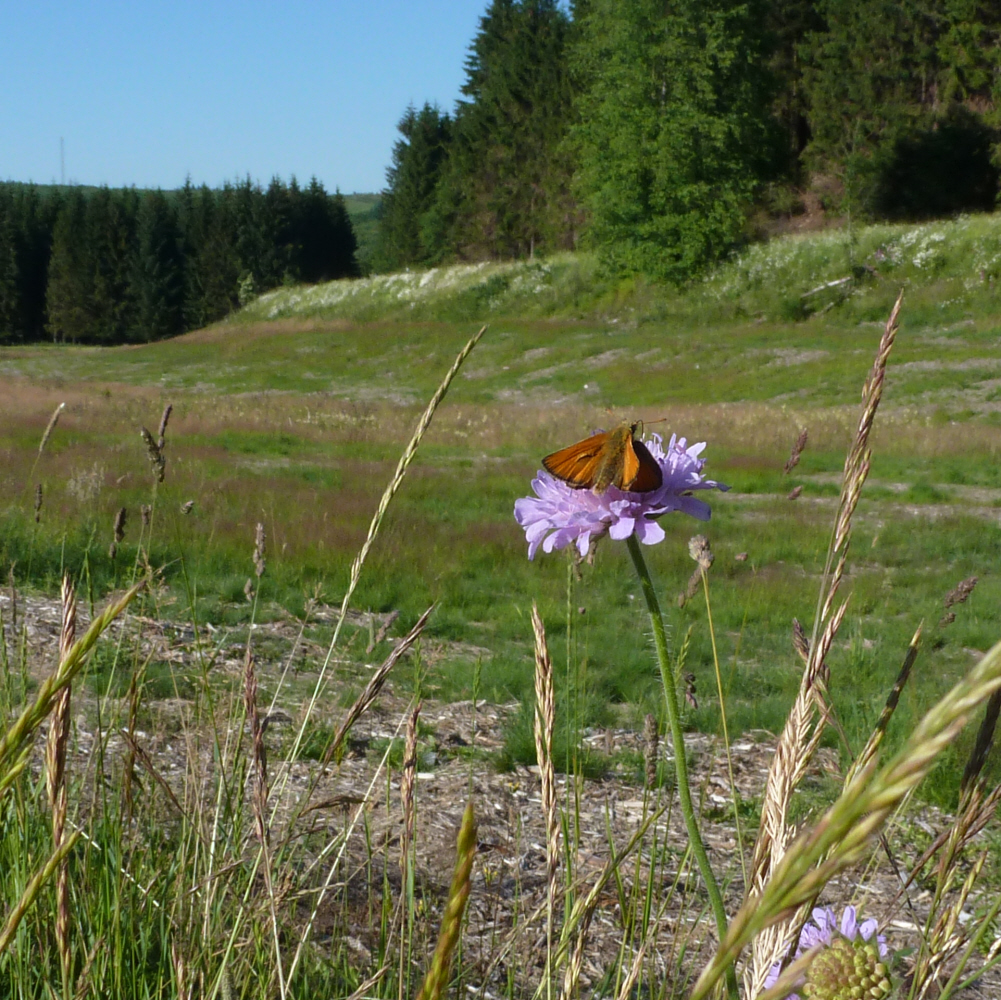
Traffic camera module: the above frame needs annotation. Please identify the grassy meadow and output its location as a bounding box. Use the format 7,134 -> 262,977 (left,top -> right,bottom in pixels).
4,214 -> 1001,998
3,213 -> 1001,795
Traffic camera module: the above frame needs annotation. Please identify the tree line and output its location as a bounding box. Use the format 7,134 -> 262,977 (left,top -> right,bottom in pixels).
0,178 -> 357,344
377,0 -> 1001,282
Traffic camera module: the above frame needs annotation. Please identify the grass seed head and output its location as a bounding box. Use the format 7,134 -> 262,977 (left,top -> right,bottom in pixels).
400,700 -> 421,879
415,801 -> 477,1000
109,506 -> 127,559
944,575 -> 977,610
792,618 -> 810,664
783,428 -> 809,474
157,403 -> 173,451
140,427 -> 166,483
33,484 -> 42,523
38,402 -> 65,457
253,522 -> 266,577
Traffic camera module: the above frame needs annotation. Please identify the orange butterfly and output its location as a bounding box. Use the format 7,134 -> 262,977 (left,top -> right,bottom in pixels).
542,422 -> 663,494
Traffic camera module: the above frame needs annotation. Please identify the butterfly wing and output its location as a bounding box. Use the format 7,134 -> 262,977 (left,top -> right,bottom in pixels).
619,438 -> 641,489
543,432 -> 608,489
625,438 -> 663,492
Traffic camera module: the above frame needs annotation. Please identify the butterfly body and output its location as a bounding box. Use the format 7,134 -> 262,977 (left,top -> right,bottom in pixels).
542,422 -> 663,494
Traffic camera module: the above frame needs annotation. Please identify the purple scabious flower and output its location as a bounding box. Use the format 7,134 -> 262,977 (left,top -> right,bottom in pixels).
514,433 -> 729,560
762,906 -> 892,1000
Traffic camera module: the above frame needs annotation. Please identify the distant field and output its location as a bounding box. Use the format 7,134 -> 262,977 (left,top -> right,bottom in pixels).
3,215 -> 1001,797
343,191 -> 381,273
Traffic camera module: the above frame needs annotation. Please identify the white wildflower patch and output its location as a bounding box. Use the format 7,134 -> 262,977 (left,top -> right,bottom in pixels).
239,260 -> 529,321
912,231 -> 947,269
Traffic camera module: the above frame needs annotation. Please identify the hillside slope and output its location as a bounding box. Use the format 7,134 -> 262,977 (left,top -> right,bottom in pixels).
237,213 -> 1001,329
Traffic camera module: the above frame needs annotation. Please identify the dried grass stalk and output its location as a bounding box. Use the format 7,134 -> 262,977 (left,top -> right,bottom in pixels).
613,943 -> 648,1000
320,604 -> 436,766
46,576 -> 75,991
157,403 -> 173,452
285,326 -> 485,775
121,654 -> 147,819
0,830 -> 81,955
7,564 -> 16,633
400,699 -> 421,882
783,428 -> 808,474
552,805 -> 666,974
38,402 -> 65,457
171,939 -> 189,1000
643,713 -> 659,790
913,850 -> 989,999
792,618 -> 810,665
532,602 -> 559,992
243,641 -> 288,997
696,626 -> 1001,1000
745,291 -> 903,996
109,506 -> 127,560
119,730 -> 188,821
848,624 -> 922,786
678,535 -> 715,607
0,581 -> 143,773
253,522 -> 266,578
944,575 -> 977,610
415,802 -> 476,1000
366,609 -> 400,654
559,908 -> 594,1000
244,648 -> 269,846
140,427 -> 166,483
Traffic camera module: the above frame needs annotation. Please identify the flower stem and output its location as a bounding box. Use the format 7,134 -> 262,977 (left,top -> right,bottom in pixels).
626,535 -> 737,1000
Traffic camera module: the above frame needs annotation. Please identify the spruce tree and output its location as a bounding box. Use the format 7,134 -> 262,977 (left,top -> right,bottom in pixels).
46,190 -> 91,343
296,178 -> 359,281
259,176 -> 297,287
199,184 -> 241,322
0,189 -> 21,341
442,0 -> 577,259
87,187 -> 137,343
131,191 -> 184,341
377,104 -> 452,269
12,185 -> 58,341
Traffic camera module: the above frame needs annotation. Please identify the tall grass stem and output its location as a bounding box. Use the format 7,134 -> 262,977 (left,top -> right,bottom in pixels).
701,569 -> 747,888
279,325 -> 485,784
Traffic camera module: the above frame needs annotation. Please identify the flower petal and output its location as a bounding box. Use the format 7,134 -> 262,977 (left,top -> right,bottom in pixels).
514,434 -> 728,559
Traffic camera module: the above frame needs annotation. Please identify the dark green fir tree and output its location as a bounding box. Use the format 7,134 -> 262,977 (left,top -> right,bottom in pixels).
296,178 -> 359,281
376,103 -> 452,269
131,191 -> 184,341
441,0 -> 577,259
46,190 -> 92,343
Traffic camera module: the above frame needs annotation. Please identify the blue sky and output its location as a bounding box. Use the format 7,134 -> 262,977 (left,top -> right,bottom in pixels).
0,0 -> 488,193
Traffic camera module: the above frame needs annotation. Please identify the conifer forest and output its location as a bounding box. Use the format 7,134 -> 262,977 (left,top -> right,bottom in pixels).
3,0 -> 1001,345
